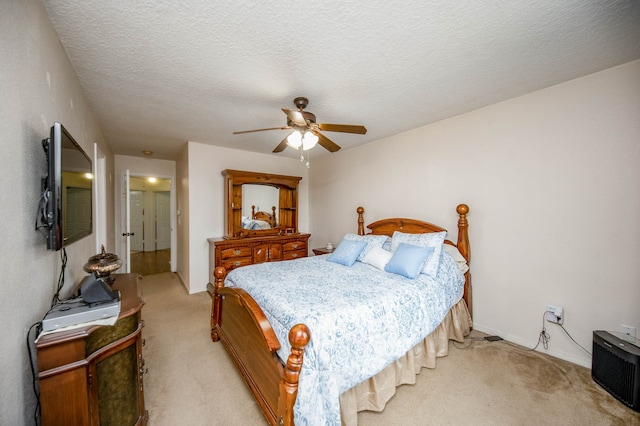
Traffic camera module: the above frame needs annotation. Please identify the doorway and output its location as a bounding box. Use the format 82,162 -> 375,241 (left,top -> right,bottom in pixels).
128,176 -> 172,276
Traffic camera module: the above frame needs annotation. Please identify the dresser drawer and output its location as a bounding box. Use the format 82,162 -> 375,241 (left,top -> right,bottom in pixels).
220,246 -> 252,259
211,234 -> 310,273
222,257 -> 253,270
283,240 -> 307,252
283,249 -> 307,261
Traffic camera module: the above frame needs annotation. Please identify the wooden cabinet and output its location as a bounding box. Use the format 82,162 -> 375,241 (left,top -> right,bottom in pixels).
208,234 -> 311,278
253,241 -> 283,263
211,168 -> 310,283
36,274 -> 148,426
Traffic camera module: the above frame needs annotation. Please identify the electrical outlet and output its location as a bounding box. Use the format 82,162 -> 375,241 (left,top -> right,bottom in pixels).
621,324 -> 637,340
545,305 -> 564,324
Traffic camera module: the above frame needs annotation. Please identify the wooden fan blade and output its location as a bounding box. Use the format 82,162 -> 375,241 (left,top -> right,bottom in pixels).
315,131 -> 341,152
272,137 -> 289,153
233,126 -> 291,134
282,108 -> 307,126
317,123 -> 367,134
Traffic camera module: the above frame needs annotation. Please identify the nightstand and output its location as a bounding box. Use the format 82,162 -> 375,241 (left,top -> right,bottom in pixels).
312,247 -> 334,256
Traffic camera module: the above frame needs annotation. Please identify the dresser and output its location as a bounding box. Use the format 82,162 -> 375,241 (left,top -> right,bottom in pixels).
36,273 -> 148,426
210,169 -> 310,282
208,233 -> 310,277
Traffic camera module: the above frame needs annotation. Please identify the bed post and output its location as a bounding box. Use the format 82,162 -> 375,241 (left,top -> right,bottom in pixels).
278,324 -> 311,426
357,206 -> 365,236
209,266 -> 227,342
455,204 -> 472,318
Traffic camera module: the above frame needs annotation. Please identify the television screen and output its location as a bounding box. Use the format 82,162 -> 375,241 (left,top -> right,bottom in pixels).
43,122 -> 93,250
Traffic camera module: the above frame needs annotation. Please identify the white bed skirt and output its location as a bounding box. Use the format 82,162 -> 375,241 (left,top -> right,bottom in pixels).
339,299 -> 472,425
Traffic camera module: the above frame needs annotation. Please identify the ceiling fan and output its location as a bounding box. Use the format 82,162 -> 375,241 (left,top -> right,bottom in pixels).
233,97 -> 367,153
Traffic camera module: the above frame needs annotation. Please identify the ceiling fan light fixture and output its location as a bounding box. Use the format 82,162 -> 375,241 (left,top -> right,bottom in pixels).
286,130 -> 302,148
302,132 -> 318,150
234,97 -> 364,156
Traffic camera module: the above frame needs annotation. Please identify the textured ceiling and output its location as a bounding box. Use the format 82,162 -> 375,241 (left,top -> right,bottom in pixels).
41,0 -> 640,161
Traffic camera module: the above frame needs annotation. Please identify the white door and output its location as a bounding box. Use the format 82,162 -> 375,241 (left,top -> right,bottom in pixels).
122,170 -> 131,273
93,143 -> 107,253
120,171 -> 176,274
154,191 -> 171,250
130,190 -> 145,251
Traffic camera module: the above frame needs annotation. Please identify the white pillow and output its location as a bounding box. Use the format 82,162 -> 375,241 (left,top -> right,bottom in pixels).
361,245 -> 393,271
443,244 -> 469,274
390,231 -> 446,278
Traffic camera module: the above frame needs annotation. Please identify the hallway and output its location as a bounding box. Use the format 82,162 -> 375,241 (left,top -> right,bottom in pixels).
130,249 -> 171,276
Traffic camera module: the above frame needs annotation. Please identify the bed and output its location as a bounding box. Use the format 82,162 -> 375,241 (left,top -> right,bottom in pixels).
207,204 -> 472,425
242,205 -> 277,230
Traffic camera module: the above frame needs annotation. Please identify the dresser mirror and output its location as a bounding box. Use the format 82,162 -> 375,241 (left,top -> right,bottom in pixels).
242,184 -> 279,229
222,169 -> 302,238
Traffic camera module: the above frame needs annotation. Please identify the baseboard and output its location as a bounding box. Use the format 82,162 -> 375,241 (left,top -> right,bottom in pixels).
472,323 -> 591,368
174,270 -> 190,293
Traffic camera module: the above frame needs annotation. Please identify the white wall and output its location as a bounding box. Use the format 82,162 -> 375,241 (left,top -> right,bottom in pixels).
185,142 -> 310,293
309,60 -> 640,367
0,1 -> 112,423
176,144 -> 191,287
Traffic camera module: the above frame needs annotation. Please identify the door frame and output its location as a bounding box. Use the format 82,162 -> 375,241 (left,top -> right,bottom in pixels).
116,171 -> 176,273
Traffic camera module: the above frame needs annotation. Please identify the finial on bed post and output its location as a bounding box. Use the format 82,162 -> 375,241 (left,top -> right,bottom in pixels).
278,324 -> 311,426
211,266 -> 227,342
455,204 -> 472,319
357,206 -> 365,236
455,204 -> 470,262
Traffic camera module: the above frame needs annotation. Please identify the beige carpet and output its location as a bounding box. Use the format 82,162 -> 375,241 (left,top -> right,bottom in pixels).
140,272 -> 640,425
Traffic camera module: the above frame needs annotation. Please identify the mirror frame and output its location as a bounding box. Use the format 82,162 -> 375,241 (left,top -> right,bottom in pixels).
222,169 -> 302,238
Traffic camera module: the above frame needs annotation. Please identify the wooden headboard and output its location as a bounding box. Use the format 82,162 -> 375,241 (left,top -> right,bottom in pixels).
356,204 -> 472,317
251,205 -> 277,227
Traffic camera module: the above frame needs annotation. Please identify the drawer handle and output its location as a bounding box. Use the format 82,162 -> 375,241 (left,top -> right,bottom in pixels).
292,244 -> 298,249
291,253 -> 298,258
234,261 -> 241,266
234,249 -> 241,255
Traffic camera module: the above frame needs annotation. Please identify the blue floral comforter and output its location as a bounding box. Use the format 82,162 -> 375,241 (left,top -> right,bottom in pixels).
225,251 -> 464,425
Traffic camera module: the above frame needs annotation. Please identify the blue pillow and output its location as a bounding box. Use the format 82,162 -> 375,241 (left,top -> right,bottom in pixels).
327,239 -> 367,266
384,243 -> 434,279
343,233 -> 390,261
390,231 -> 446,278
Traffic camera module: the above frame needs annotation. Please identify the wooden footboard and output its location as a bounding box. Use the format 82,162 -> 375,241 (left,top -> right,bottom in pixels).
207,267 -> 310,426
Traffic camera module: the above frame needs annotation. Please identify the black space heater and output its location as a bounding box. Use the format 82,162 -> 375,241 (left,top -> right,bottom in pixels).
592,330 -> 640,412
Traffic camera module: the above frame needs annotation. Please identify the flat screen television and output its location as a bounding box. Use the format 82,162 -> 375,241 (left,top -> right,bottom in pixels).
40,122 -> 93,251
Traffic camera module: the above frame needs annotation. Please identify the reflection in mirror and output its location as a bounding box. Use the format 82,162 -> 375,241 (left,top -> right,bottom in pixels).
222,169 -> 301,238
241,184 -> 278,230
62,170 -> 93,244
